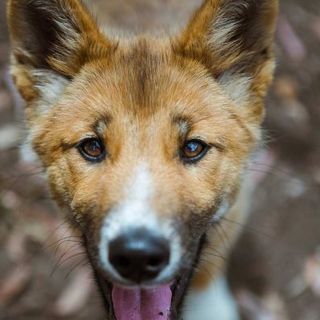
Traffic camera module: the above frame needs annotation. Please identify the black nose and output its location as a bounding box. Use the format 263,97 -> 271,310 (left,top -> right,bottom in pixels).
109,228 -> 170,283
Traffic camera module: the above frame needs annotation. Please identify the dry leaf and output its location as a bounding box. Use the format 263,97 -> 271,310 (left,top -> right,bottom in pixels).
0,124 -> 20,150
277,15 -> 306,62
236,289 -> 288,320
53,267 -> 93,316
304,251 -> 320,296
0,264 -> 32,306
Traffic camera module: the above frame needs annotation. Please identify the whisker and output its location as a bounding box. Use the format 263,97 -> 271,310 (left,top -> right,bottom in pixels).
46,237 -> 83,254
65,258 -> 89,279
219,217 -> 274,239
216,223 -> 233,251
51,249 -> 86,276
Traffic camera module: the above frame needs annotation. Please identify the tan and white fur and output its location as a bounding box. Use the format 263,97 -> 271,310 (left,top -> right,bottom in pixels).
7,0 -> 278,319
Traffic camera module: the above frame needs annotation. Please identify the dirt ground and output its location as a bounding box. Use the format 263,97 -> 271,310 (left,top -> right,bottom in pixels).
0,0 -> 320,319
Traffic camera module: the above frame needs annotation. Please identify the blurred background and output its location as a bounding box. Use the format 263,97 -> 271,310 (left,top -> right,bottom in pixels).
0,0 -> 319,319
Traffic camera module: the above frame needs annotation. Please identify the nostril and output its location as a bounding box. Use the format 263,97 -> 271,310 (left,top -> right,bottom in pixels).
145,254 -> 169,273
108,228 -> 170,283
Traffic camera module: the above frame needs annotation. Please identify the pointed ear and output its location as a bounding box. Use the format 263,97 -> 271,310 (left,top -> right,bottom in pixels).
174,0 -> 278,109
7,0 -> 114,104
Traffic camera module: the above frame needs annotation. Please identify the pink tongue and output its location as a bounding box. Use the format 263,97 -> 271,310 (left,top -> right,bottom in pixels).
112,285 -> 172,320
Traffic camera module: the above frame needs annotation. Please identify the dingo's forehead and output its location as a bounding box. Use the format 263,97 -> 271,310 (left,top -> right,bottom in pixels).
45,39 -> 251,148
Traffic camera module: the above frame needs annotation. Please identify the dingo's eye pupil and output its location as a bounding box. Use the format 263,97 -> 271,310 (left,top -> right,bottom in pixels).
181,140 -> 209,163
78,138 -> 105,162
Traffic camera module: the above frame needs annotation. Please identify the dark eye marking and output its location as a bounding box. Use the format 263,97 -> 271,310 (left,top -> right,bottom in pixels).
77,138 -> 106,163
180,139 -> 210,164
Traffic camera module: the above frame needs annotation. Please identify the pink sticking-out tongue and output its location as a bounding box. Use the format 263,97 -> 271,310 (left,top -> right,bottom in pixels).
112,285 -> 172,320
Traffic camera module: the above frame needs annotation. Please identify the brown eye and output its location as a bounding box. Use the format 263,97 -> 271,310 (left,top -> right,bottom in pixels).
180,139 -> 209,163
78,138 -> 106,162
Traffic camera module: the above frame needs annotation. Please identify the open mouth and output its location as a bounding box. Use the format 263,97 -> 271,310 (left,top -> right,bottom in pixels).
84,234 -> 206,320
93,269 -> 194,320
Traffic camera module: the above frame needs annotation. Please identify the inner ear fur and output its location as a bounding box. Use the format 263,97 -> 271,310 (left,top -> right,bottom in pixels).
174,0 -> 278,101
7,0 -> 113,81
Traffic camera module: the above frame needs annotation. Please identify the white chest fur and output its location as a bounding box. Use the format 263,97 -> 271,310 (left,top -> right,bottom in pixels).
181,276 -> 240,320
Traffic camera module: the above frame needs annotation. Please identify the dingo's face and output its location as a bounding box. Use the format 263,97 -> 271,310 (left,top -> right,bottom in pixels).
7,0 -> 277,318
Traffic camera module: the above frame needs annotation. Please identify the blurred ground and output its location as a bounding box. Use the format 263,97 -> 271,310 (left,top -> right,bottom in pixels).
0,0 -> 320,319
